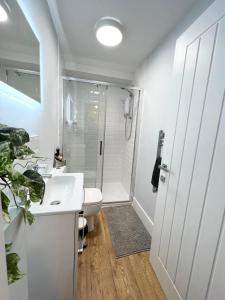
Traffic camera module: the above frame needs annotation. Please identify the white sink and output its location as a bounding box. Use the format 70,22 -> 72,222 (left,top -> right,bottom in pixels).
43,175 -> 75,205
30,173 -> 84,216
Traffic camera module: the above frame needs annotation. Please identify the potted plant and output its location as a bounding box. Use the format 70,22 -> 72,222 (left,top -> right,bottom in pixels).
0,124 -> 45,284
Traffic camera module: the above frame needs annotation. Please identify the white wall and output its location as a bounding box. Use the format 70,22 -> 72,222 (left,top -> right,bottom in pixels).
0,0 -> 63,157
133,0 -> 215,227
0,2 -> 62,297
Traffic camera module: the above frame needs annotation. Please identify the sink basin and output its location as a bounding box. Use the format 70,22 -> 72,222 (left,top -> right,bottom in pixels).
30,173 -> 84,216
43,175 -> 75,205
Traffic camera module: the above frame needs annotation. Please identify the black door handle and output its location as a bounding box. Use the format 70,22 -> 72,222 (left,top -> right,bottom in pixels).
99,141 -> 103,156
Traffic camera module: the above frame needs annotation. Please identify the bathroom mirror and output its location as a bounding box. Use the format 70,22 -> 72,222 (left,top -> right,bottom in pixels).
0,0 -> 40,102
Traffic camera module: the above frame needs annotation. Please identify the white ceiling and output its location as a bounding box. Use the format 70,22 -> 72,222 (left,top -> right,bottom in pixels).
49,0 -> 199,76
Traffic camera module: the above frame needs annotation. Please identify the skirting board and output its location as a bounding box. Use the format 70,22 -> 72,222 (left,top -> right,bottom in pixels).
132,197 -> 154,236
102,201 -> 132,208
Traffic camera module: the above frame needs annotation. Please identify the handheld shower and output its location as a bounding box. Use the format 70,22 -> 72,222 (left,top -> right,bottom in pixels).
121,88 -> 134,140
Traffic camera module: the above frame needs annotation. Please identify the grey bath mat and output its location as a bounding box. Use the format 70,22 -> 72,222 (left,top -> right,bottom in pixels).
103,205 -> 151,258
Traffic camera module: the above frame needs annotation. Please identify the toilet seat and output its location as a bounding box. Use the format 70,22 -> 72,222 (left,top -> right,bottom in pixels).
82,188 -> 102,232
84,188 -> 102,205
78,217 -> 87,229
83,188 -> 103,232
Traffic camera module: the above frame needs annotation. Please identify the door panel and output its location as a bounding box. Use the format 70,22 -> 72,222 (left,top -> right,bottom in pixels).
187,20 -> 225,296
166,25 -> 217,285
151,1 -> 225,299
187,94 -> 225,299
159,39 -> 200,264
175,19 -> 225,298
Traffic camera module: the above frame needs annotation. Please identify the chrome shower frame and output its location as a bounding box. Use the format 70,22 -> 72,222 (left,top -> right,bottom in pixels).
63,76 -> 142,204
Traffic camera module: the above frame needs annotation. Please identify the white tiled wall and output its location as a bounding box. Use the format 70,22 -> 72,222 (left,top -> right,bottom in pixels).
121,91 -> 139,194
103,87 -> 138,199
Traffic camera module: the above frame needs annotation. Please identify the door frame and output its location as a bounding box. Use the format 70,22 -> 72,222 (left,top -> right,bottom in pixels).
150,0 -> 225,299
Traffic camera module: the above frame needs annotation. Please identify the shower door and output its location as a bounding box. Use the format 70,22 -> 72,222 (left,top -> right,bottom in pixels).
63,80 -> 106,188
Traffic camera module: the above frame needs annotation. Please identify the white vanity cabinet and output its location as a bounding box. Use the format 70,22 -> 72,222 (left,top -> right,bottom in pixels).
26,212 -> 79,300
26,172 -> 83,300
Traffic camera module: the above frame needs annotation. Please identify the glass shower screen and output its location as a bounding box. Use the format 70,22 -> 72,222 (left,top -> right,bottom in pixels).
63,80 -> 106,188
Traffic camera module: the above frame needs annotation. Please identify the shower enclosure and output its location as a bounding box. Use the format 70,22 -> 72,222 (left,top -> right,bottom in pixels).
63,78 -> 140,204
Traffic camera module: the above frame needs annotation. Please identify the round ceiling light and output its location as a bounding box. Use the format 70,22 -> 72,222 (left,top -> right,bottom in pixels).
0,1 -> 10,22
95,17 -> 123,47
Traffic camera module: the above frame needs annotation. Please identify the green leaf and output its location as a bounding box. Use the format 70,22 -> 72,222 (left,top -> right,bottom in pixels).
6,250 -> 24,284
1,191 -> 11,223
14,145 -> 34,159
7,169 -> 44,224
22,208 -> 34,225
0,142 -> 13,176
17,187 -> 28,206
9,170 -> 45,203
23,170 -> 45,203
25,199 -> 31,209
5,243 -> 24,284
8,170 -> 27,194
0,124 -> 30,146
5,243 -> 12,254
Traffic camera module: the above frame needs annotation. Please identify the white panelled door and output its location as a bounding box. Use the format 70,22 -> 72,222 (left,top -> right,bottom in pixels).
151,1 -> 225,299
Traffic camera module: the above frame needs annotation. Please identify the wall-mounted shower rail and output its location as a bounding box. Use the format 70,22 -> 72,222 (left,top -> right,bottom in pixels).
62,75 -> 141,91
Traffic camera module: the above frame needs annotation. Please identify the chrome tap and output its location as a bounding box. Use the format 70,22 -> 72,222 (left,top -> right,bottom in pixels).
13,157 -> 51,173
13,161 -> 38,171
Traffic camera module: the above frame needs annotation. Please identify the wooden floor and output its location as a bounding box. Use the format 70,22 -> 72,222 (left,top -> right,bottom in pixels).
76,210 -> 166,300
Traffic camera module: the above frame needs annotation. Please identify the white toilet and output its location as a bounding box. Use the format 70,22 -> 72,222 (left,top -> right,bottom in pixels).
83,188 -> 103,231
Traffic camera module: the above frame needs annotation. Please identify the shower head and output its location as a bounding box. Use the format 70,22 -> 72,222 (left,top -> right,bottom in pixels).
121,87 -> 133,97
